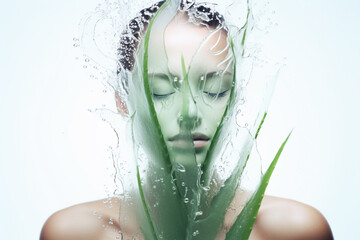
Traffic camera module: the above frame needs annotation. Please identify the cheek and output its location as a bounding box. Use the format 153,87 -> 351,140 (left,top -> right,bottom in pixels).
153,98 -> 180,135
199,97 -> 229,130
199,96 -> 229,115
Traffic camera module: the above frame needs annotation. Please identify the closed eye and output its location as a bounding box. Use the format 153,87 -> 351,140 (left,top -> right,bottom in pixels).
203,90 -> 229,98
152,92 -> 175,99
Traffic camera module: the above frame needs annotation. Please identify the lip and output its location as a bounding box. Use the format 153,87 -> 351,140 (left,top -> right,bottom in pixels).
168,132 -> 210,150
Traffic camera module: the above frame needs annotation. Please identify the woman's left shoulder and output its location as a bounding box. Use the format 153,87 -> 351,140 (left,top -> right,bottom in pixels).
252,195 -> 333,240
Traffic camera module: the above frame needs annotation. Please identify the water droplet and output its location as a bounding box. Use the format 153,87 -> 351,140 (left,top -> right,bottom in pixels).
202,186 -> 210,191
85,58 -> 90,62
181,182 -> 185,187
92,211 -> 97,215
177,164 -> 186,173
192,230 -> 199,236
184,198 -> 189,203
195,211 -> 203,216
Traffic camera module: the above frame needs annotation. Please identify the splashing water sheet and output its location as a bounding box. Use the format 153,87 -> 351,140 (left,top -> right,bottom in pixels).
79,0 -> 291,239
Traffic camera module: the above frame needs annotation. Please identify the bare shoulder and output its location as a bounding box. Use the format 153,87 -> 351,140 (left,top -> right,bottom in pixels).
252,195 -> 333,240
40,198 -> 121,240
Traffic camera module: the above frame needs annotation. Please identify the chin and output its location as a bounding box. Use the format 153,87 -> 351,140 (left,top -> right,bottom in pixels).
195,151 -> 207,165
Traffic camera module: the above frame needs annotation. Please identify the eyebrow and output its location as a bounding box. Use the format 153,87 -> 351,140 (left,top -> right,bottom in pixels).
205,71 -> 233,80
149,73 -> 171,81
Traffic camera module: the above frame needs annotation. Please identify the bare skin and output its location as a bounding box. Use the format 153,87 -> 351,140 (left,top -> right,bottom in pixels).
40,192 -> 333,240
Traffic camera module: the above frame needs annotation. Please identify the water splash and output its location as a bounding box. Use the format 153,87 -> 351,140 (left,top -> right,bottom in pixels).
79,0 -> 283,239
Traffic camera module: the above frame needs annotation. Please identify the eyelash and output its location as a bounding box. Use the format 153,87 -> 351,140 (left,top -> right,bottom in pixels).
152,90 -> 229,99
203,90 -> 229,98
152,92 -> 175,99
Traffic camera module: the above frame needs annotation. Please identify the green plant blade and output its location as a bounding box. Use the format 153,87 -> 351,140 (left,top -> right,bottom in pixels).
255,112 -> 267,139
193,112 -> 267,239
201,37 -> 238,187
133,1 -> 188,239
194,150 -> 252,239
225,131 -> 292,240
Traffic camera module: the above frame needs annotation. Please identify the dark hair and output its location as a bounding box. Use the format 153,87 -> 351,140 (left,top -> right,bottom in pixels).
117,0 -> 226,73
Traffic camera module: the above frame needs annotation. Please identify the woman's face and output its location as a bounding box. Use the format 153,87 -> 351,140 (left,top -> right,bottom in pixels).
147,13 -> 233,165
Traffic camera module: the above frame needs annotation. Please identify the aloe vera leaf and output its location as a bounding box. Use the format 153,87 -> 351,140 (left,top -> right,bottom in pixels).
142,1 -> 170,169
180,55 -> 190,118
201,37 -> 238,186
134,1 -> 187,239
225,131 -> 292,240
191,38 -> 241,239
196,32 -> 271,238
194,148 -> 252,239
136,2 -> 170,237
136,165 -> 158,239
193,111 -> 268,239
176,55 -> 204,239
255,112 -> 267,140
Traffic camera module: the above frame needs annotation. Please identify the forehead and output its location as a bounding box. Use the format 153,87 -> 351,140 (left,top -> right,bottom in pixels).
147,12 -> 231,76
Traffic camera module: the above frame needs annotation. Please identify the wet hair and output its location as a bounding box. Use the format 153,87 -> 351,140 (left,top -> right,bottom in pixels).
117,0 -> 226,73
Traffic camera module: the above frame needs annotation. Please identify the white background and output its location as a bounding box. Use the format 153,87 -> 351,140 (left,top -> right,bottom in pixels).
1,0 -> 359,239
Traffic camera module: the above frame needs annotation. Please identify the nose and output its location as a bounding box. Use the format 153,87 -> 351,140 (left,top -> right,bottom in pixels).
177,88 -> 201,129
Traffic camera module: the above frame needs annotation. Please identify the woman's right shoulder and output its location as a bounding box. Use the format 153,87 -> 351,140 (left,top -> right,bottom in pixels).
40,198 -> 121,240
